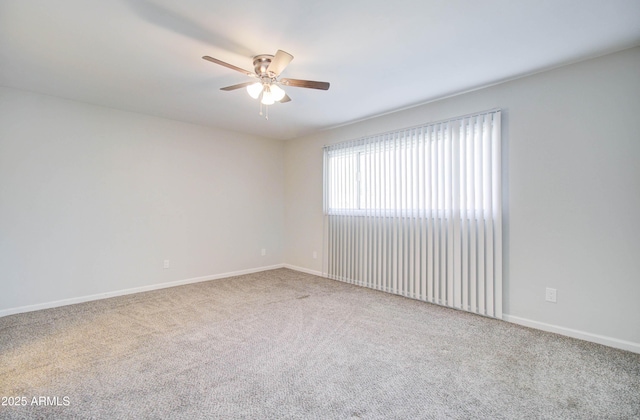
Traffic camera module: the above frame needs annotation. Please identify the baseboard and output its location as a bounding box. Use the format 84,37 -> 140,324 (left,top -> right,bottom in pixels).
0,264 -> 285,318
503,314 -> 640,354
282,264 -> 324,277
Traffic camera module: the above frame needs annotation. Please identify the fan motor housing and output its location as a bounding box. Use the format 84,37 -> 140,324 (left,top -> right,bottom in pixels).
253,55 -> 274,76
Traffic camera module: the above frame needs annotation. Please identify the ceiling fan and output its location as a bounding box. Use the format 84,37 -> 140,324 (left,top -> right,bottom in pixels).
202,50 -> 330,110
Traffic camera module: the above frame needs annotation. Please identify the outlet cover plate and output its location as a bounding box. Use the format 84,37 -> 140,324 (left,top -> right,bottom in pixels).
545,287 -> 557,303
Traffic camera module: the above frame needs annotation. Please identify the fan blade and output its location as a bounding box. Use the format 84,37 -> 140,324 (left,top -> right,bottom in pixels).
279,94 -> 292,103
280,78 -> 330,90
202,56 -> 255,77
220,81 -> 255,91
267,50 -> 293,77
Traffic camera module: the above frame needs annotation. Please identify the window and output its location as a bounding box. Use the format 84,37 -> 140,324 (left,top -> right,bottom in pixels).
325,114 -> 500,216
323,110 -> 503,318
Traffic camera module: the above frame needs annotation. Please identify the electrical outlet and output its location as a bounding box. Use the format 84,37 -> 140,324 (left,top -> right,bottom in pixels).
261,249 -> 266,256
313,251 -> 318,259
163,259 -> 170,269
545,287 -> 557,303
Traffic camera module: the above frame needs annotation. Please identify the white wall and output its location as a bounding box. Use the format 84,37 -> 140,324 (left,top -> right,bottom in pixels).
284,47 -> 640,348
0,87 -> 284,312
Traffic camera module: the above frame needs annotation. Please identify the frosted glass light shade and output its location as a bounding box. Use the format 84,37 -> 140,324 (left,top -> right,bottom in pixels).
247,83 -> 263,99
261,88 -> 275,105
270,84 -> 286,101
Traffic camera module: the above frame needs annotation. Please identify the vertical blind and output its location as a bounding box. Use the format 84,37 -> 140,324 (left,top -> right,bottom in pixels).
323,110 -> 502,318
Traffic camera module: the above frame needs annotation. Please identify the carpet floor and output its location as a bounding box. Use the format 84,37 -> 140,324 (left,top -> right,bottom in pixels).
1,268 -> 638,419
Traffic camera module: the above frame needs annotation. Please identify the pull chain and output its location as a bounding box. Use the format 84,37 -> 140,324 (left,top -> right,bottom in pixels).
257,92 -> 269,120
258,102 -> 269,120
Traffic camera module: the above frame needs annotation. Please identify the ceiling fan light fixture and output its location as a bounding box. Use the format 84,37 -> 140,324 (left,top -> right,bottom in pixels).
246,82 -> 263,99
261,86 -> 275,105
270,84 -> 286,102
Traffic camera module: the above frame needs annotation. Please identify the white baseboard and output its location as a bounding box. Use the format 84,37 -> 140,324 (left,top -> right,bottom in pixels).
503,314 -> 640,354
0,264 -> 285,318
282,264 -> 324,277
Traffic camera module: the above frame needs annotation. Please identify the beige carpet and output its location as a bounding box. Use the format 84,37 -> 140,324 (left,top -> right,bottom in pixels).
1,268 -> 638,419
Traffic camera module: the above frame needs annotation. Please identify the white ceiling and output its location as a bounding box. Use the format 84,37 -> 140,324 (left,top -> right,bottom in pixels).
1,0 -> 639,140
